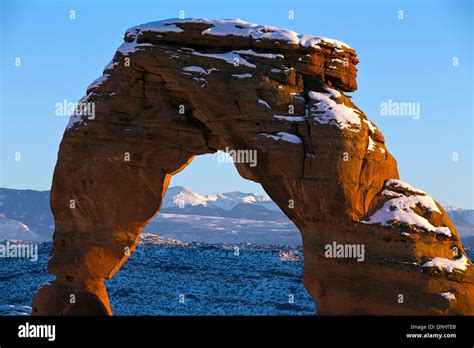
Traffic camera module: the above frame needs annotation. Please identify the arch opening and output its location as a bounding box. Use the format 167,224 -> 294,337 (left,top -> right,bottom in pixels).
103,153 -> 313,315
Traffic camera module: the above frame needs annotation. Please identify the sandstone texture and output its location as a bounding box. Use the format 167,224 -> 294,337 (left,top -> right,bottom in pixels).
32,19 -> 473,315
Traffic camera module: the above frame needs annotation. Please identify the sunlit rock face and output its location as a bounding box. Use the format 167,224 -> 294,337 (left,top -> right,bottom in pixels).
32,19 -> 473,315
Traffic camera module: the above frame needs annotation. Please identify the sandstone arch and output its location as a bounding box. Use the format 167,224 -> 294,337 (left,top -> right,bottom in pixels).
32,19 -> 474,315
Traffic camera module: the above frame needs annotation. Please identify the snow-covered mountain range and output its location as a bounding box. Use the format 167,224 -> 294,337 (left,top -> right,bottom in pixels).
0,187 -> 473,247
0,186 -> 295,244
161,186 -> 279,212
444,206 -> 474,227
0,189 -> 53,241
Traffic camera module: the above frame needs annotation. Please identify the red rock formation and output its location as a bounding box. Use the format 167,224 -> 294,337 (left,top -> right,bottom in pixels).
32,19 -> 473,315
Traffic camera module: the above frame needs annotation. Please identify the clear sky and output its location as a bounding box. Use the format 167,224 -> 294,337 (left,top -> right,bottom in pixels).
1,0 -> 472,208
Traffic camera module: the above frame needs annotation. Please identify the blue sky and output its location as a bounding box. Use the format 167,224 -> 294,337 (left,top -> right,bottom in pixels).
1,0 -> 472,208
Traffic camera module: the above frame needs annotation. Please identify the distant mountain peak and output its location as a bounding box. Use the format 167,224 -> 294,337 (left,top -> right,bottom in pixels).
1,186 -> 472,245
162,186 -> 208,208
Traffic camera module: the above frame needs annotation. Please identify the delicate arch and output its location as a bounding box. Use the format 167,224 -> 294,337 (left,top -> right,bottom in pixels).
33,19 -> 473,315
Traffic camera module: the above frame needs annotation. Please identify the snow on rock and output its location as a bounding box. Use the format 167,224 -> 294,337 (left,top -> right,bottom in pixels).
308,88 -> 362,131
66,93 -> 93,131
274,115 -> 307,122
322,87 -> 341,99
104,61 -> 119,71
298,34 -> 351,50
182,66 -> 218,75
331,58 -> 345,64
200,19 -> 300,44
88,73 -> 111,90
437,292 -> 456,301
385,179 -> 427,196
192,77 -> 207,87
231,73 -> 252,79
126,20 -> 184,35
363,179 -> 453,237
290,92 -> 305,101
116,42 -> 154,57
233,49 -> 284,60
258,99 -> 271,109
363,119 -> 377,134
367,136 -> 376,151
125,18 -> 352,51
422,255 -> 469,273
192,51 -> 256,68
380,189 -> 403,198
364,198 -> 452,236
262,132 -> 302,144
66,113 -> 84,131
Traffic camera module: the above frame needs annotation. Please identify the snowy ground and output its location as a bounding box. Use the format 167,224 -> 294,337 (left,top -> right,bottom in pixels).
2,234 -> 472,316
145,213 -> 301,245
0,234 -> 315,316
